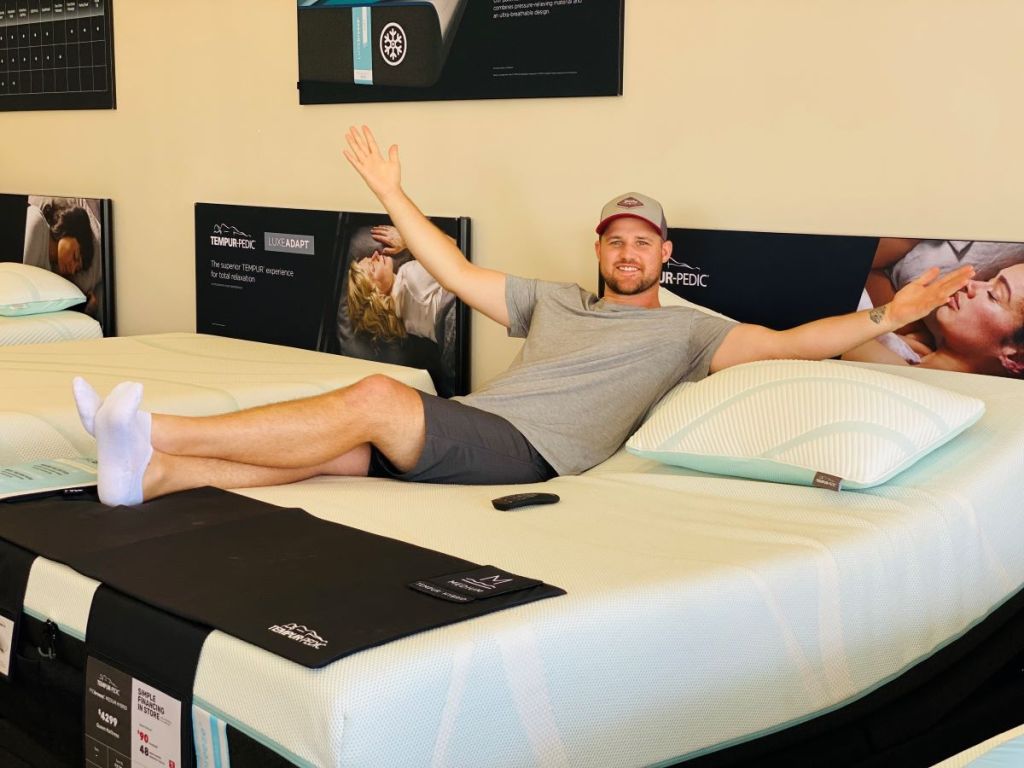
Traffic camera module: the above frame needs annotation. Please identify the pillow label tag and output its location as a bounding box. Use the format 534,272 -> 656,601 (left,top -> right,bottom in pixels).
410,566 -> 542,603
813,472 -> 843,492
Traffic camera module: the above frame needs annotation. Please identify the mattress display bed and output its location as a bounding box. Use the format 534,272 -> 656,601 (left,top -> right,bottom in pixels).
932,724 -> 1024,767
0,311 -> 102,347
1,335 -> 1023,767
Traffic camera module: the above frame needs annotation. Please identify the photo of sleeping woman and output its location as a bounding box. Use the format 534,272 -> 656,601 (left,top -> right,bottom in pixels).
0,193 -> 113,335
330,213 -> 470,397
844,239 -> 1024,379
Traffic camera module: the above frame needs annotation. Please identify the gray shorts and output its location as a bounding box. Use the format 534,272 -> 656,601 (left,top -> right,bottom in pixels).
368,391 -> 557,485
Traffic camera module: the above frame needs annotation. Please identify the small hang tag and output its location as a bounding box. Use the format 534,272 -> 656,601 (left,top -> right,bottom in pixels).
813,472 -> 843,492
0,615 -> 14,678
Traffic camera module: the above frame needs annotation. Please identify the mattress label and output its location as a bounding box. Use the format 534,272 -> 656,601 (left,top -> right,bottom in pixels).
411,566 -> 543,603
812,472 -> 844,492
0,456 -> 97,501
352,7 -> 374,85
193,705 -> 232,768
84,656 -> 182,768
0,614 -> 13,678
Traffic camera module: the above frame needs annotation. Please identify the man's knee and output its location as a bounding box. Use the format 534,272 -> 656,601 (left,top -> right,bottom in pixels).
338,375 -> 424,428
343,374 -> 421,410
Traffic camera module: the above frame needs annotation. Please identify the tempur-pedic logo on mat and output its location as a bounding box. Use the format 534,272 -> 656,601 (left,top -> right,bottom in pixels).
265,232 -> 315,255
268,623 -> 329,650
662,256 -> 709,288
211,223 -> 257,250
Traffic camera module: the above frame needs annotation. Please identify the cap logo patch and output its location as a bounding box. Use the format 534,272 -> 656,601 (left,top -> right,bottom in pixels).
617,197 -> 644,209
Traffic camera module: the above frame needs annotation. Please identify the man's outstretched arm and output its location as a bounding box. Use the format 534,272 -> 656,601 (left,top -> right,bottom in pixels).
709,265 -> 974,372
343,125 -> 511,328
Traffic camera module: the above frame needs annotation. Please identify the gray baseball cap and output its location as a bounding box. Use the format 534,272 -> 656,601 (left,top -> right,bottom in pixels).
596,192 -> 668,239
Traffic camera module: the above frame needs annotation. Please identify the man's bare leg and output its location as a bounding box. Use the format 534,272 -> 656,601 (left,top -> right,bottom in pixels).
86,374 -> 426,505
151,374 -> 425,470
143,445 -> 372,500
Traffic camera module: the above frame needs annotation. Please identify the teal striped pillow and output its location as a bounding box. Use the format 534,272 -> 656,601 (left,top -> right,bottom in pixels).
0,262 -> 86,317
627,360 -> 985,490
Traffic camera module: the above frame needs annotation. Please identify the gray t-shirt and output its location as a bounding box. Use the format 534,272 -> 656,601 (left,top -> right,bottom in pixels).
456,277 -> 736,475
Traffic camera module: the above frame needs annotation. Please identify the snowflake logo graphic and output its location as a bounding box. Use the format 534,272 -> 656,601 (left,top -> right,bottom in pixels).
380,22 -> 407,66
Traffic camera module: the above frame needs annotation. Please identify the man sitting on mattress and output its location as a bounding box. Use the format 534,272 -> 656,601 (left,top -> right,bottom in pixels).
75,126 -> 975,506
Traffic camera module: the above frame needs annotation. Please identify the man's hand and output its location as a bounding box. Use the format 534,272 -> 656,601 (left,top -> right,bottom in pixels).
343,125 -> 401,201
370,225 -> 405,256
883,265 -> 974,329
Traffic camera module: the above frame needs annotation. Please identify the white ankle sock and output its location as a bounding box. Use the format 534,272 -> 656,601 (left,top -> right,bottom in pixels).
71,376 -> 101,436
95,381 -> 153,506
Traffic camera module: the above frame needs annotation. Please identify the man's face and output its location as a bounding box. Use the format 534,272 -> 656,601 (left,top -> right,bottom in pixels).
596,217 -> 671,299
56,236 -> 82,276
928,262 -> 1024,357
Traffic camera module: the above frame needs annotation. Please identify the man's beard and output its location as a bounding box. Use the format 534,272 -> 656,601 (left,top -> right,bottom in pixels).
602,265 -> 659,296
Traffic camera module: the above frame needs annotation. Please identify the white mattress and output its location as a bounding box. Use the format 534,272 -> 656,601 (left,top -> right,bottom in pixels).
0,332 -> 436,465
0,310 -> 102,346
12,359 -> 1024,767
932,724 -> 1024,767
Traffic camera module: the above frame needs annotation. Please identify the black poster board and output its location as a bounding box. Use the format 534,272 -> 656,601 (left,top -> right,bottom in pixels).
0,191 -> 116,335
639,228 -> 1024,380
0,0 -> 116,112
297,0 -> 624,104
660,229 -> 876,330
195,202 -> 472,397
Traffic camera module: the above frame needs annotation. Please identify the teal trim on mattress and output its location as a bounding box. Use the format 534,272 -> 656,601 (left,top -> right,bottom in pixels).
22,605 -> 86,642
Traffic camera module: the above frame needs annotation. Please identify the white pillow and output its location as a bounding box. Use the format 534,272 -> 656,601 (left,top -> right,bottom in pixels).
627,359 -> 985,490
658,287 -> 735,321
0,262 -> 86,316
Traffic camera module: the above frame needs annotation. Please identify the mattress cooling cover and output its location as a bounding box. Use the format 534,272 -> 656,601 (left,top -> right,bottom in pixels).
0,310 -> 102,347
6,351 -> 1024,767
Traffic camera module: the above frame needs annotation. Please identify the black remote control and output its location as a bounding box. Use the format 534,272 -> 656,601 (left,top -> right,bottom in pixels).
491,492 -> 560,511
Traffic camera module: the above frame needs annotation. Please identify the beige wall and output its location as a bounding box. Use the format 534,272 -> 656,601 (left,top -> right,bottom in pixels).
2,0 -> 1022,386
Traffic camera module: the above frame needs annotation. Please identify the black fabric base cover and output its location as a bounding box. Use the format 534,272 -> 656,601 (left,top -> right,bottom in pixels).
0,487 -> 564,667
85,586 -> 211,768
674,580 -> 1024,767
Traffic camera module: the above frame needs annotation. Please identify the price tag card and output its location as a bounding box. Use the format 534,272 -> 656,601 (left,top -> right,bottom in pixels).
0,615 -> 13,678
84,656 -> 182,768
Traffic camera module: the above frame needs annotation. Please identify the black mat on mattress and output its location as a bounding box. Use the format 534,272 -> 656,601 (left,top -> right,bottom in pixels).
0,487 -> 564,667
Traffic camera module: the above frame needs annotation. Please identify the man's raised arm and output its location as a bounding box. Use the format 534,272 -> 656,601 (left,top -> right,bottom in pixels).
343,125 -> 510,328
709,265 -> 975,372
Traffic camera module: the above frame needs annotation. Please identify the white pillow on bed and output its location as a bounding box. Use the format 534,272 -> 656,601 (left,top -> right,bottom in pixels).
0,262 -> 86,316
627,359 -> 985,490
658,287 -> 735,321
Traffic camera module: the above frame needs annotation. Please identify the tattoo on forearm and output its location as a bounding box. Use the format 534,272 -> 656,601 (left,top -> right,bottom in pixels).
869,305 -> 887,325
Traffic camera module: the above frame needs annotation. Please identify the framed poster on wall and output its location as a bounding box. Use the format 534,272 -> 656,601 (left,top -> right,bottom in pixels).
195,202 -> 472,397
297,0 -> 624,105
0,0 -> 116,111
0,192 -> 115,334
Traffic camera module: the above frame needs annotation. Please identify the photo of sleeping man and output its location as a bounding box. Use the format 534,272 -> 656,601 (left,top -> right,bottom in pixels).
22,196 -> 105,323
332,215 -> 468,397
843,239 -> 1024,379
